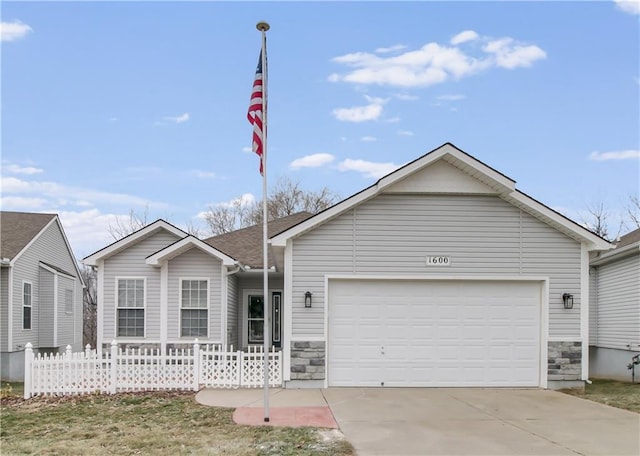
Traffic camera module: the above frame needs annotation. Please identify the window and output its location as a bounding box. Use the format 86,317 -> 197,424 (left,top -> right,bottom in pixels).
248,295 -> 264,343
117,279 -> 144,337
23,282 -> 32,330
180,279 -> 208,337
65,289 -> 73,314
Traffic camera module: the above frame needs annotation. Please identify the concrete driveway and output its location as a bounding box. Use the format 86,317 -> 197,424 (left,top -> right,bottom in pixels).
321,388 -> 640,456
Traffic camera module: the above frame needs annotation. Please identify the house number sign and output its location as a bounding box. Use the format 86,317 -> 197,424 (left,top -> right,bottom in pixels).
426,256 -> 451,266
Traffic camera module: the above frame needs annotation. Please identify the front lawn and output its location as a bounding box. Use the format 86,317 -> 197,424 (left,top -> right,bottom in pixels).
0,387 -> 353,455
561,378 -> 640,413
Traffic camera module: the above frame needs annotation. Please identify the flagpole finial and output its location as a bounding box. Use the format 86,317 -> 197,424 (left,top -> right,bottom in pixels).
256,21 -> 270,32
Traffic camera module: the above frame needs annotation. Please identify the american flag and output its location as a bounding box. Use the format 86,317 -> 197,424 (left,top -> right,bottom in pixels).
247,51 -> 265,175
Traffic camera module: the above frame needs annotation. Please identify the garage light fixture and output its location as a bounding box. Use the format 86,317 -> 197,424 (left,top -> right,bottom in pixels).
305,291 -> 312,308
562,293 -> 574,309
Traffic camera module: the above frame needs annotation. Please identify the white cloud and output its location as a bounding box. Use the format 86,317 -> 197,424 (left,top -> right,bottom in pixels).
589,150 -> 640,161
0,196 -> 47,209
333,95 -> 388,122
215,193 -> 256,209
436,94 -> 466,101
58,209 -> 124,258
395,93 -> 419,101
242,146 -> 253,153
0,176 -> 167,209
614,0 -> 640,15
163,112 -> 190,124
450,30 -> 479,45
337,158 -> 400,179
375,44 -> 407,54
385,116 -> 401,123
397,130 -> 414,136
4,164 -> 44,175
361,136 -> 377,142
193,170 -> 217,179
482,38 -> 546,69
290,153 -> 335,169
1,20 -> 33,42
329,32 -> 545,88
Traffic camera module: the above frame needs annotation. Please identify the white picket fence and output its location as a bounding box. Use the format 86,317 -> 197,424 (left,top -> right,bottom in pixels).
23,340 -> 282,399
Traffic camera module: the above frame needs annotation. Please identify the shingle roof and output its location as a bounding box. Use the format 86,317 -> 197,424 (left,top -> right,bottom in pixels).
0,211 -> 57,260
616,227 -> 640,249
204,212 -> 312,268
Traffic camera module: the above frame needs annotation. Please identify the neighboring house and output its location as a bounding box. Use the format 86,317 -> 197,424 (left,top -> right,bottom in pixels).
84,143 -> 612,389
589,228 -> 640,381
1,211 -> 85,381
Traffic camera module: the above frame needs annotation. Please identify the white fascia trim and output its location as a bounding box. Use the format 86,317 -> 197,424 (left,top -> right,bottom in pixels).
325,274 -> 549,281
221,263 -> 228,346
377,144 -> 516,193
8,267 -> 13,350
39,262 -> 76,281
323,274 -> 329,389
53,273 -> 58,347
540,279 -> 549,389
507,192 -> 612,251
283,240 -> 293,381
145,236 -> 237,267
271,144 -> 517,247
160,261 -> 168,349
590,243 -> 639,266
580,243 -> 589,380
97,261 -> 104,351
83,220 -> 188,266
271,186 -> 378,247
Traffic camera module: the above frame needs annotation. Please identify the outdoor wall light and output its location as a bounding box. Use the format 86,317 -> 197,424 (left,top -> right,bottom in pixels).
305,291 -> 312,308
562,293 -> 574,309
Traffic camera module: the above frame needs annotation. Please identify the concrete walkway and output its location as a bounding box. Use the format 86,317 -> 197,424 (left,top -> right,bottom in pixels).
196,387 -> 640,455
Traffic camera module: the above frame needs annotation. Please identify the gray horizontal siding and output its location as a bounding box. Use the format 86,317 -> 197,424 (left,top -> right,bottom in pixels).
167,248 -> 222,341
592,254 -> 640,349
11,220 -> 82,351
57,275 -> 75,346
291,194 -> 582,339
38,267 -> 54,346
102,230 -> 180,341
589,267 -> 598,345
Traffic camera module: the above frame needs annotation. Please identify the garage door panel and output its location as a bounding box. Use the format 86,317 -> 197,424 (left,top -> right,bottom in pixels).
328,279 -> 541,387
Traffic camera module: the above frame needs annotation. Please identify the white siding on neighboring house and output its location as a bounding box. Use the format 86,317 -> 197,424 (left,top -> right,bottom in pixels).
166,248 -> 223,342
1,268 -> 9,352
11,220 -> 80,351
592,255 -> 640,349
291,194 -> 582,339
227,274 -> 238,348
102,231 -> 180,342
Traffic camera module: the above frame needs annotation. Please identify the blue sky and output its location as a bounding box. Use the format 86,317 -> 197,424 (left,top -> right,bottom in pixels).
2,1 -> 639,259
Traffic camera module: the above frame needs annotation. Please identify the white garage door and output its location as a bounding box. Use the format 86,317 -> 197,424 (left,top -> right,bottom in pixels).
328,279 -> 541,387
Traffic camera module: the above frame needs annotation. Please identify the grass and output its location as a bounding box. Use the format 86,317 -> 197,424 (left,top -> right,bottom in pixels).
1,388 -> 354,456
561,378 -> 640,413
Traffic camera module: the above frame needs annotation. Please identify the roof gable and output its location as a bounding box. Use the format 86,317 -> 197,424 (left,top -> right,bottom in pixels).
145,236 -> 237,267
0,211 -> 57,260
270,143 -> 611,251
83,219 -> 188,266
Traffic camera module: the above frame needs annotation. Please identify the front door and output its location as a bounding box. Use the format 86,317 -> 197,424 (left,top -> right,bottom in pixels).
247,292 -> 282,348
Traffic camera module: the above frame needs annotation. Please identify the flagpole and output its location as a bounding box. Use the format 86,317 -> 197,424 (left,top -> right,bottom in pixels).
257,20 -> 270,423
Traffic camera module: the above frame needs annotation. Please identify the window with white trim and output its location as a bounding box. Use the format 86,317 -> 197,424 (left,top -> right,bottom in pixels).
180,279 -> 208,337
65,289 -> 73,314
117,279 -> 145,337
23,282 -> 32,330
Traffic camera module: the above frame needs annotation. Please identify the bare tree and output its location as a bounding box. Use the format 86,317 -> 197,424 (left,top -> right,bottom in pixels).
80,264 -> 97,348
627,194 -> 640,229
108,206 -> 149,240
582,201 -> 624,241
203,177 -> 339,235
